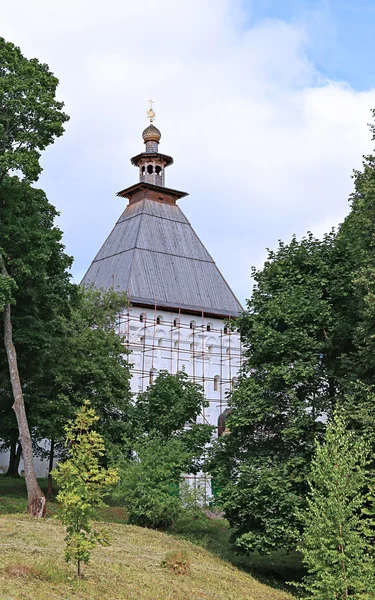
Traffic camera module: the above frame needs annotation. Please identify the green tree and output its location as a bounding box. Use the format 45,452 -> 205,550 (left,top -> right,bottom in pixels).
0,37 -> 69,516
0,37 -> 69,182
53,402 -> 119,578
33,287 -> 132,468
0,177 -> 73,470
117,371 -> 213,527
210,233 -> 346,553
128,370 -> 213,473
116,435 -> 187,529
297,413 -> 374,599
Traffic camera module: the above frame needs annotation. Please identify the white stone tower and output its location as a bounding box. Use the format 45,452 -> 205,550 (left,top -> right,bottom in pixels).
82,105 -> 243,486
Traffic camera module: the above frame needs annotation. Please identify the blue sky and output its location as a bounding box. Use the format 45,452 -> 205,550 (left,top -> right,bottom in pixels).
2,0 -> 375,305
246,0 -> 375,90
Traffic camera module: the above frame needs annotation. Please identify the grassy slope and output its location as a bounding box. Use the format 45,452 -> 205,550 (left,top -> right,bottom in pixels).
0,515 -> 295,600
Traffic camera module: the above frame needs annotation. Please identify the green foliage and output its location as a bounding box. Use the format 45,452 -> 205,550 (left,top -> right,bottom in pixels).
52,402 -> 119,577
0,176 -> 73,454
115,371 -> 213,529
0,37 -> 69,183
296,413 -> 374,599
34,287 -> 132,458
210,233 -> 342,553
134,370 -> 208,437
115,435 -> 186,529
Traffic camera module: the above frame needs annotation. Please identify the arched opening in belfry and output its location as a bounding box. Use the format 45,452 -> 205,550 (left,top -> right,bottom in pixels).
155,166 -> 162,175
218,407 -> 232,437
147,164 -> 153,174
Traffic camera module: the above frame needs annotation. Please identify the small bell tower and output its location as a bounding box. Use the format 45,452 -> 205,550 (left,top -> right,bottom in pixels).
131,100 -> 173,187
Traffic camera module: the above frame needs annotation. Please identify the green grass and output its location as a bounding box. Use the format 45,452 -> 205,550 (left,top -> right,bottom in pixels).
0,476 -> 299,598
170,515 -> 303,593
0,515 -> 296,600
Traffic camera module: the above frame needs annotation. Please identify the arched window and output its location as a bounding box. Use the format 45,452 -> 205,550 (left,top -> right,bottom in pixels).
149,368 -> 157,385
140,313 -> 146,323
218,408 -> 232,437
223,326 -> 228,335
190,342 -> 195,353
208,345 -> 213,354
156,315 -> 162,325
147,164 -> 153,174
140,336 -> 145,345
173,318 -> 179,327
190,320 -> 196,330
174,340 -> 179,349
214,375 -> 220,392
206,323 -> 212,332
158,338 -> 163,347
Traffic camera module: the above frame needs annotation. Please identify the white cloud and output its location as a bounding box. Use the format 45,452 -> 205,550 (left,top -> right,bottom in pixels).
2,0 -> 375,304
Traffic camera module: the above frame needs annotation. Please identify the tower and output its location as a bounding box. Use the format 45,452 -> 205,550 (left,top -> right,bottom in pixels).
82,104 -> 243,488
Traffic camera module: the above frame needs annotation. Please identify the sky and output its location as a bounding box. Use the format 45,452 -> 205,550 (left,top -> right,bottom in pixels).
3,0 -> 375,306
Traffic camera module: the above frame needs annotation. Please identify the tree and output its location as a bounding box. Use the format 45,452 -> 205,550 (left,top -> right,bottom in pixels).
128,370 -> 213,473
0,37 -> 69,515
0,177 -> 73,467
116,435 -> 187,529
297,413 -> 374,599
32,287 -> 132,467
210,233 -> 348,553
0,37 -> 69,183
116,371 -> 213,527
53,402 -> 119,578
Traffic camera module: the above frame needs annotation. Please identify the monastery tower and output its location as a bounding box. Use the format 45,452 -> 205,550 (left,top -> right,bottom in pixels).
82,104 -> 243,471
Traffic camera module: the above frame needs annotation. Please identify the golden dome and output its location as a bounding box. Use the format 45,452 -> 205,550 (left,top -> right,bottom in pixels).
142,124 -> 161,143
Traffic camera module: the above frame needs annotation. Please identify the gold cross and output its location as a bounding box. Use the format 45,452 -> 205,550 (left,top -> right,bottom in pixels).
147,99 -> 155,123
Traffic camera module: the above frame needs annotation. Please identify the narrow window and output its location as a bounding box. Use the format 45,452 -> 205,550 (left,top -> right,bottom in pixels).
190,320 -> 196,330
139,314 -> 144,322
206,324 -> 211,332
173,318 -> 179,327
156,315 -> 162,325
158,338 -> 163,347
147,164 -> 153,174
223,326 -> 228,334
190,342 -> 195,352
214,375 -> 220,392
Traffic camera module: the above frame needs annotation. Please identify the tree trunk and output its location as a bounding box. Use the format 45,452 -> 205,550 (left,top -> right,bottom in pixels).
6,441 -> 17,476
47,438 -> 55,497
6,441 -> 22,476
0,253 -> 46,517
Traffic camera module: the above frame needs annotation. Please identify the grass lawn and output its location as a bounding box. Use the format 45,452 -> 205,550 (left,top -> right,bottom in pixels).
0,476 -> 299,599
0,515 -> 296,600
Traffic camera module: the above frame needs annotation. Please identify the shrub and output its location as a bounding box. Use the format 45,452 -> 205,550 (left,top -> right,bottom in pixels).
52,401 -> 119,577
115,435 -> 186,529
161,549 -> 191,575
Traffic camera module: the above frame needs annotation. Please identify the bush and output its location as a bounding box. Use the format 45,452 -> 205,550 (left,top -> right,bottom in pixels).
115,435 -> 186,529
161,549 -> 191,575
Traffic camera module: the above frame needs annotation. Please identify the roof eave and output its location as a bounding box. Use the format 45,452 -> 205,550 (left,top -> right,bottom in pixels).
116,182 -> 189,201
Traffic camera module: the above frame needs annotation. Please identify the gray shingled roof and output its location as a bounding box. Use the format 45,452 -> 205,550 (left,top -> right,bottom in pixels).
82,198 -> 243,317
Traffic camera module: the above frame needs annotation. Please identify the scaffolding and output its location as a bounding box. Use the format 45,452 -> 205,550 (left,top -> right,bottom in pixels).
116,304 -> 244,498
